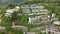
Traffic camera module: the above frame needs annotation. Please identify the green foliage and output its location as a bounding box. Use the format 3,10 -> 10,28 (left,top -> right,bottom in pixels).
16,15 -> 28,25
1,8 -> 6,15
6,4 -> 15,9
13,29 -> 23,34
38,31 -> 42,34
19,7 -> 23,13
11,11 -> 19,22
0,32 -> 2,34
1,16 -> 12,32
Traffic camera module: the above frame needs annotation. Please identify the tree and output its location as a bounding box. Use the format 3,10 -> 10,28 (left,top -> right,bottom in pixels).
6,4 -> 15,9
13,29 -> 23,34
11,11 -> 19,26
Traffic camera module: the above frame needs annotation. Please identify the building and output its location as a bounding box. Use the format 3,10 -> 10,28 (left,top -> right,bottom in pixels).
41,15 -> 50,23
53,21 -> 60,25
21,4 -> 50,25
28,16 -> 41,24
21,5 -> 48,14
5,6 -> 19,17
46,24 -> 60,34
52,13 -> 55,17
22,8 -> 30,13
21,5 -> 31,13
32,9 -> 39,13
28,15 -> 50,25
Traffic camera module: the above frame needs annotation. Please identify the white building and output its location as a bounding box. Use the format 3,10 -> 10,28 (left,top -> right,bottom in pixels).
5,9 -> 14,17
22,4 -> 49,25
22,8 -> 30,13
28,16 -> 41,24
5,13 -> 11,17
53,21 -> 60,25
15,6 -> 20,11
6,9 -> 14,14
21,5 -> 46,13
38,6 -> 45,9
15,6 -> 20,9
39,9 -> 48,14
28,17 -> 36,24
52,13 -> 55,17
30,5 -> 44,9
21,5 -> 29,9
5,7 -> 19,17
32,9 -> 39,13
46,24 -> 60,34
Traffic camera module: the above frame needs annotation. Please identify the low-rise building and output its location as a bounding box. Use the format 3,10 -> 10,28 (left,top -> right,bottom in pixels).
52,13 -> 55,17
28,16 -> 41,24
22,8 -> 30,13
5,9 -> 14,17
46,24 -> 60,34
32,9 -> 39,13
28,15 -> 50,25
22,4 -> 49,25
5,6 -> 19,17
21,5 -> 46,14
53,21 -> 60,25
6,9 -> 14,14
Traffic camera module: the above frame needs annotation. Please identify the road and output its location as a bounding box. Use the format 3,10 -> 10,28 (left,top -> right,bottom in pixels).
0,25 -> 27,31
